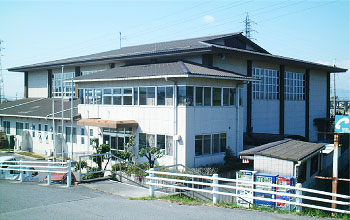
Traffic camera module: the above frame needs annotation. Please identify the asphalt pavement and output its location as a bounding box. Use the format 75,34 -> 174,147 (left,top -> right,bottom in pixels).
0,180 -> 332,220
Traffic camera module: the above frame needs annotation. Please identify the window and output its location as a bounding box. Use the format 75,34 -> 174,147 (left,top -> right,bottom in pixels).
285,71 -> 305,100
157,87 -> 165,105
58,125 -> 62,134
89,129 -> 93,137
3,121 -> 10,134
220,133 -> 227,152
310,155 -> 318,176
103,89 -> 112,105
123,88 -> 133,105
52,72 -> 75,97
113,88 -> 122,105
146,87 -> 155,105
212,88 -> 222,106
212,134 -> 220,153
223,88 -> 229,106
204,87 -> 211,106
239,88 -> 243,105
16,122 -> 23,136
203,135 -> 211,154
177,86 -> 193,106
252,68 -> 279,100
65,127 -> 77,143
165,87 -> 173,106
44,125 -> 48,132
79,89 -> 85,104
94,89 -> 102,104
24,123 -> 29,130
229,88 -> 236,106
195,135 -> 203,156
157,135 -> 165,153
134,87 -> 138,105
81,128 -> 85,145
139,87 -> 147,105
195,87 -> 203,106
139,133 -> 155,148
32,124 -> 35,137
166,136 -> 173,156
85,89 -> 94,104
195,133 -> 226,156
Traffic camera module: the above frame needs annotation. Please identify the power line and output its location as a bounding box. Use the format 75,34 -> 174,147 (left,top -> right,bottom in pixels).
242,12 -> 257,40
0,40 -> 5,103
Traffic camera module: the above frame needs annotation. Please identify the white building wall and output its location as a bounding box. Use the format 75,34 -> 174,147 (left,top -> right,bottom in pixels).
254,155 -> 294,176
285,101 -> 305,136
309,70 -> 327,141
28,70 -> 48,98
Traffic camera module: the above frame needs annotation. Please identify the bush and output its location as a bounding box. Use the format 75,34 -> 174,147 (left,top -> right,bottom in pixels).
112,162 -> 149,177
82,167 -> 104,180
74,160 -> 87,172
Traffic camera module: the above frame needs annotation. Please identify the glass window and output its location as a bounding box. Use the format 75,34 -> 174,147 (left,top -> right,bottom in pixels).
203,135 -> 211,154
113,96 -> 122,105
65,127 -> 77,143
223,88 -> 229,106
113,88 -> 121,95
139,87 -> 147,105
16,122 -> 23,136
123,88 -> 133,105
212,134 -> 220,153
58,125 -> 62,134
103,89 -> 112,105
44,125 -> 48,132
139,133 -> 147,149
195,135 -> 203,156
177,86 -> 193,106
134,88 -> 138,105
204,87 -> 211,106
220,133 -> 226,152
165,87 -> 173,106
146,87 -> 155,105
32,124 -> 35,137
95,89 -> 102,104
229,88 -> 235,106
81,136 -> 85,145
3,121 -> 10,134
38,124 -> 42,132
85,89 -> 93,104
213,88 -> 222,106
157,87 -> 165,105
78,89 -> 84,104
195,87 -> 203,106
89,129 -> 93,136
157,135 -> 165,152
166,136 -> 173,156
147,134 -> 155,147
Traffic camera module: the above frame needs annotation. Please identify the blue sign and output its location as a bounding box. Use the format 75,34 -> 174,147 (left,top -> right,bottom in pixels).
334,115 -> 350,133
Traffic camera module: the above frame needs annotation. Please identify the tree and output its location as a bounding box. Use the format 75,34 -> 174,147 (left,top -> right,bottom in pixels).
114,134 -> 136,162
138,145 -> 163,168
90,138 -> 110,170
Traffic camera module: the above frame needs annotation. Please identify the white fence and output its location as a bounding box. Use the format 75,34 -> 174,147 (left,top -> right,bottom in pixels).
0,160 -> 72,187
147,169 -> 350,215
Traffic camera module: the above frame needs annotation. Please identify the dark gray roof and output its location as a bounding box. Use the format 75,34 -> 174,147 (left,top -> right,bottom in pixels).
239,139 -> 325,162
9,33 -> 243,72
0,98 -> 79,120
73,61 -> 256,82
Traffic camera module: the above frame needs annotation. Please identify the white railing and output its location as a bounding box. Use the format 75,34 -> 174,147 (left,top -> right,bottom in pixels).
147,169 -> 350,215
0,160 -> 72,187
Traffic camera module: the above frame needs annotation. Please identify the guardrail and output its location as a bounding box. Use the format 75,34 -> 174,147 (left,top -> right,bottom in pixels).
0,160 -> 72,187
147,169 -> 350,215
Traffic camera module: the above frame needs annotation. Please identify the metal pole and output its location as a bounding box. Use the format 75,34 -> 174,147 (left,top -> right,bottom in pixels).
61,65 -> 64,162
332,134 -> 339,210
333,72 -> 336,116
71,78 -> 73,160
52,87 -> 56,160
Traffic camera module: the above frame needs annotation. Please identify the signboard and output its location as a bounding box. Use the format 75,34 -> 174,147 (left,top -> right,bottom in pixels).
334,115 -> 350,133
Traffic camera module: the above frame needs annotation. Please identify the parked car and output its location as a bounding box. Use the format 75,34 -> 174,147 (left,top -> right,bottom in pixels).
4,166 -> 39,181
43,172 -> 77,185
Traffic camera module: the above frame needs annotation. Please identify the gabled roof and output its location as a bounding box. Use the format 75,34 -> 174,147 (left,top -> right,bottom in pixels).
239,139 -> 325,162
8,33 -> 246,72
72,61 -> 257,82
0,98 -> 79,120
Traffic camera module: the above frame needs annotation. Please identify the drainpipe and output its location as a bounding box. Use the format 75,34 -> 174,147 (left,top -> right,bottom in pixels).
165,77 -> 177,166
236,85 -> 240,156
294,161 -> 301,182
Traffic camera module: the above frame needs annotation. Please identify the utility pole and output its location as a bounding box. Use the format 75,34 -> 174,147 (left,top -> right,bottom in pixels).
61,65 -> 64,162
0,40 -> 5,104
242,13 -> 257,41
333,72 -> 336,116
119,32 -> 122,49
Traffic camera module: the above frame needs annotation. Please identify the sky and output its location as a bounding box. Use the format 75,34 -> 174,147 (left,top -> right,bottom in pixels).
0,0 -> 349,100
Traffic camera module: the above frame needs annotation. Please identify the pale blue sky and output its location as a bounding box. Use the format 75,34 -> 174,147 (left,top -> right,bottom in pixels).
0,0 -> 349,99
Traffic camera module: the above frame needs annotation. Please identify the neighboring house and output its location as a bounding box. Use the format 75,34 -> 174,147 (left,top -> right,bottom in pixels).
3,32 -> 348,167
239,139 -> 326,187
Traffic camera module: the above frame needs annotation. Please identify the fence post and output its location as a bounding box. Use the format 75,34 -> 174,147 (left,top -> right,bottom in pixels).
19,160 -> 24,182
149,168 -> 155,197
47,159 -> 52,185
79,157 -> 82,183
296,183 -> 302,212
212,173 -> 219,204
67,160 -> 72,187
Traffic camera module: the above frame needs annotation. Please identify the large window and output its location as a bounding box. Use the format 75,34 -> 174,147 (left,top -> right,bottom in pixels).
212,88 -> 222,106
65,127 -> 77,143
177,86 -> 194,106
140,133 -> 173,156
252,67 -> 279,100
285,71 -> 305,100
123,88 -> 133,105
195,133 -> 226,156
139,87 -> 155,105
157,87 -> 173,106
53,72 -> 75,97
204,87 -> 211,106
3,121 -> 10,134
103,89 -> 112,105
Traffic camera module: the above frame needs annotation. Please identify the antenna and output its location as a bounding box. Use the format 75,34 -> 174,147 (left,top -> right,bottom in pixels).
119,32 -> 127,49
0,40 -> 5,103
242,13 -> 257,41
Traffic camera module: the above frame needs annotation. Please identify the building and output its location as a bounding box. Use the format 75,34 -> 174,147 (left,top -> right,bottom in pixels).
2,32 -> 347,167
239,139 -> 326,187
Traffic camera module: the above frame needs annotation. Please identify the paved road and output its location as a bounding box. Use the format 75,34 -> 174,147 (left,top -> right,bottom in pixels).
0,180 -> 331,220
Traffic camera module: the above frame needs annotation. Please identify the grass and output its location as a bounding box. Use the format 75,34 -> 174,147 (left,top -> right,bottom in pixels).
17,151 -> 45,159
0,148 -> 14,152
131,194 -> 350,219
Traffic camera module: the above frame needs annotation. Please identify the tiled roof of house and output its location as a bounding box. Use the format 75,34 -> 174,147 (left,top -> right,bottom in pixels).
72,61 -> 256,82
0,98 -> 79,120
239,139 -> 325,162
